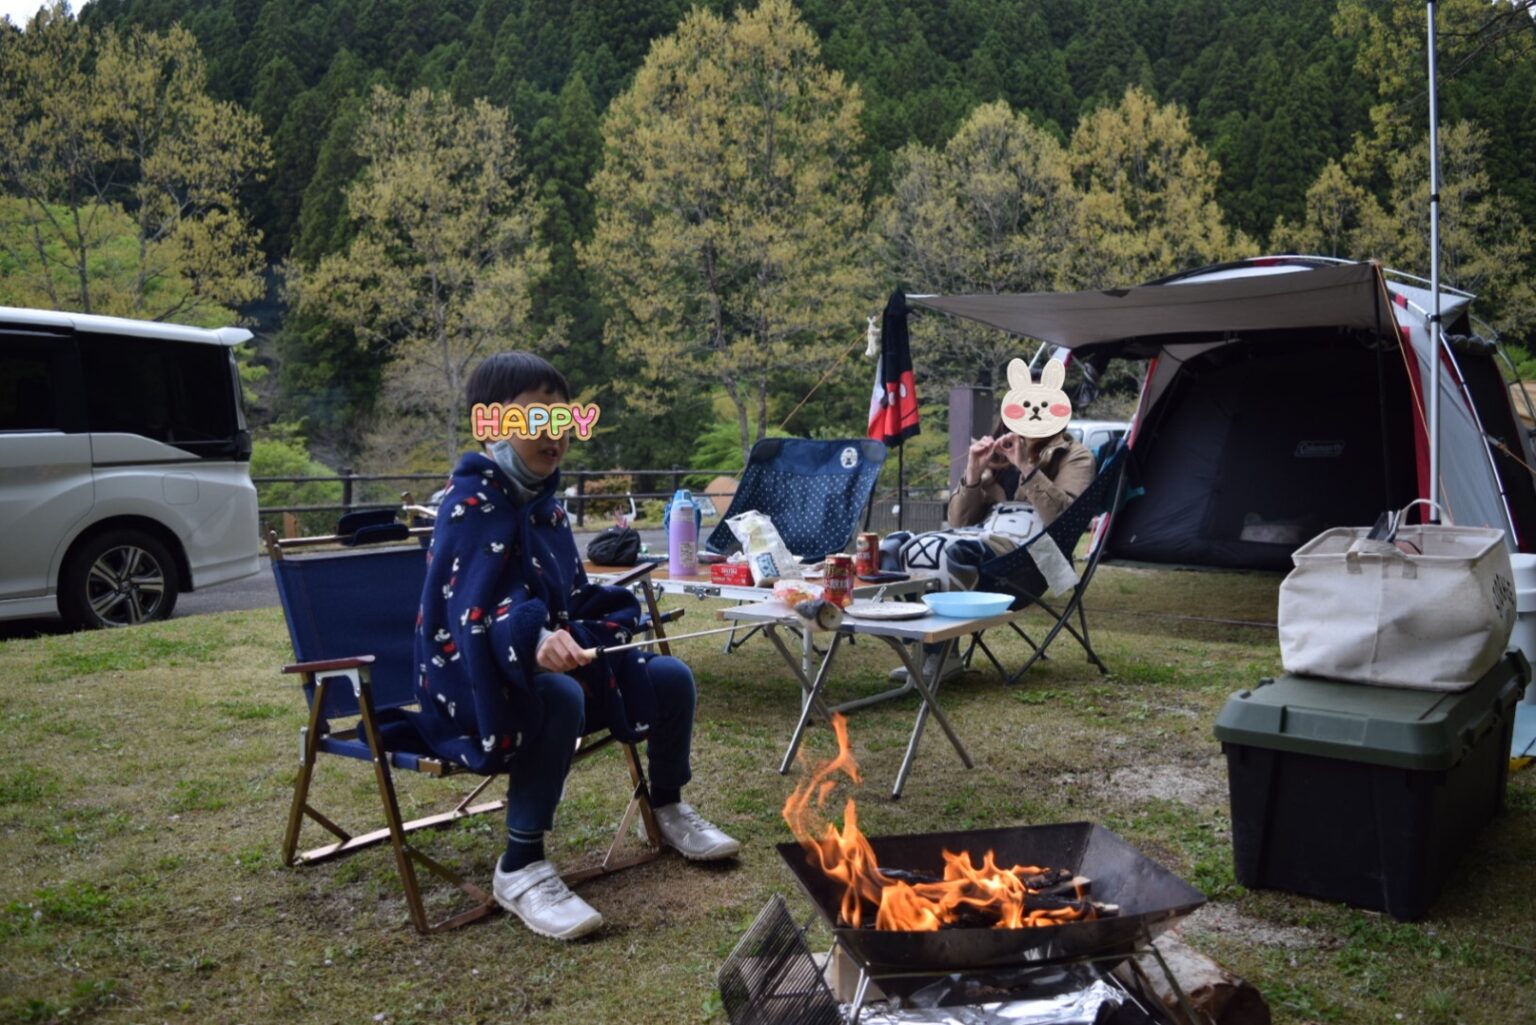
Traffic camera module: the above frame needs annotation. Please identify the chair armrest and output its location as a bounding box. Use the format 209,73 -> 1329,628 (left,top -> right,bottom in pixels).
605,563 -> 658,589
283,655 -> 377,675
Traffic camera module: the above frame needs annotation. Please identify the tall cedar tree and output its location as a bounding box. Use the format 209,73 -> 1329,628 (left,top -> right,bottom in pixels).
583,0 -> 875,465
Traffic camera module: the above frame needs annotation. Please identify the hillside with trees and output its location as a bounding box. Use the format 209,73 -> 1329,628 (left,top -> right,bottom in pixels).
4,0 -> 1533,482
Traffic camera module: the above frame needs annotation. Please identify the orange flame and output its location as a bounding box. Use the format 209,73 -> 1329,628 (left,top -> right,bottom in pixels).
782,714 -> 1093,932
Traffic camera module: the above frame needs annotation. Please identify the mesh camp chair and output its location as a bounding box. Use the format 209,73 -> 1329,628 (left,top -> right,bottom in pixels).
269,513 -> 666,934
966,443 -> 1132,684
703,438 -> 886,653
705,438 -> 887,561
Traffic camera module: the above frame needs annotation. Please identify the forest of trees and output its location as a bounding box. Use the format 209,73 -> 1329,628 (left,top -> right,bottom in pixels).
3,0 -> 1534,489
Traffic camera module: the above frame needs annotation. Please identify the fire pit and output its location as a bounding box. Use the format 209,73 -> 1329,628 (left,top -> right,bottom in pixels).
776,822 -> 1205,977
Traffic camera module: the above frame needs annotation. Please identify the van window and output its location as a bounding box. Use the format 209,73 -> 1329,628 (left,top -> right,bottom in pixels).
78,335 -> 239,457
0,348 -> 58,431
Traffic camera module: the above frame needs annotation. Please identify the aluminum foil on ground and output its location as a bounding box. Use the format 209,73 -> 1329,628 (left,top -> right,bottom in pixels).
847,964 -> 1129,1025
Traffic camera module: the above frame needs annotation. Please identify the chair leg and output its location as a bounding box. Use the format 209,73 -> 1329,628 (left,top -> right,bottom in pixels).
283,687 -> 337,867
284,687 -> 504,867
970,633 -> 1008,681
563,740 -> 662,885
355,679 -> 495,934
723,622 -> 765,654
1005,590 -> 1107,685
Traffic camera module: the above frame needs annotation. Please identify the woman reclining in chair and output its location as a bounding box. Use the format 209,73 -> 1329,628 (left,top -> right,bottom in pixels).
886,358 -> 1095,682
415,351 -> 739,941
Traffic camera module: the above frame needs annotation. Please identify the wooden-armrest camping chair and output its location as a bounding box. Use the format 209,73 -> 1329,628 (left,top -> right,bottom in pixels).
269,513 -> 669,934
965,442 -> 1132,684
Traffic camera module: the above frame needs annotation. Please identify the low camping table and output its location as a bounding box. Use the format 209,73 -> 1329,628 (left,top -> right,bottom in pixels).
720,599 -> 1025,798
585,562 -> 930,604
586,562 -> 934,678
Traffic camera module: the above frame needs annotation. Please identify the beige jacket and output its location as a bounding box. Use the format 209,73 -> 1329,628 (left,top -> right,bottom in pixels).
947,432 -> 1097,529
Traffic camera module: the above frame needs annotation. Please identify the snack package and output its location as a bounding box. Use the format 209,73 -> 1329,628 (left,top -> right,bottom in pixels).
725,510 -> 802,586
772,579 -> 820,607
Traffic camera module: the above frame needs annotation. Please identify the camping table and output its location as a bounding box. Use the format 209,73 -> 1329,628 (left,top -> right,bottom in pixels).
586,562 -> 934,680
719,599 -> 1026,798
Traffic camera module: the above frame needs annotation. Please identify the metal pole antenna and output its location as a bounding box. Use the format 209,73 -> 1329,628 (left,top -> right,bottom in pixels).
1426,0 -> 1442,521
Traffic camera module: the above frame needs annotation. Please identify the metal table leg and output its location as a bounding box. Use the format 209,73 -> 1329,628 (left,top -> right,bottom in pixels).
767,626 -> 843,773
876,636 -> 974,798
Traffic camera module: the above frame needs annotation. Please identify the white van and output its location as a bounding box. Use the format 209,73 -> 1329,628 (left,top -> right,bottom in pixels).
1066,420 -> 1130,461
0,308 -> 260,628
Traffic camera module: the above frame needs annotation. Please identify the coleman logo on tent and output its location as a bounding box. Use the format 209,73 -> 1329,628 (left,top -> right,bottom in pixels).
1295,440 -> 1345,458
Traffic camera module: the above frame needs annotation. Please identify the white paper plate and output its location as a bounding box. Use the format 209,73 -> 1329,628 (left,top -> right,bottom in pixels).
843,601 -> 931,620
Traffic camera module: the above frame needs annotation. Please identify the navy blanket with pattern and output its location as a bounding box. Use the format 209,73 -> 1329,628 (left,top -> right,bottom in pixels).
414,453 -> 646,773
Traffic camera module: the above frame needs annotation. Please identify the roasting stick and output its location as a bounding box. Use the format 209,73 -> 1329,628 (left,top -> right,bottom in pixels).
580,599 -> 845,659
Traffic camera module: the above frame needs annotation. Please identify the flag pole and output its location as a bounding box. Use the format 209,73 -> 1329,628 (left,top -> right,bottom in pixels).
1426,0 -> 1442,521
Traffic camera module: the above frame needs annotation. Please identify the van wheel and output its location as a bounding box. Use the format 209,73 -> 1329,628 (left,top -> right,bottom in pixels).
60,530 -> 181,629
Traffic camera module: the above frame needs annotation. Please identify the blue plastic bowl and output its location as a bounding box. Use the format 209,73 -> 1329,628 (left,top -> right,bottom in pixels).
921,592 -> 1015,618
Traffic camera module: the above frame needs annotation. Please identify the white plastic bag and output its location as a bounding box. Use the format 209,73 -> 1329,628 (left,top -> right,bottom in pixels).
726,510 -> 802,585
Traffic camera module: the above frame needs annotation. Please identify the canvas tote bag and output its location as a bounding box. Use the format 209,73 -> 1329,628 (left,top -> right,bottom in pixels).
1278,501 -> 1516,691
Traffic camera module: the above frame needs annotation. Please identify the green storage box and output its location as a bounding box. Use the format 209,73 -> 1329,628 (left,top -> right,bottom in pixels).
1213,651 -> 1527,920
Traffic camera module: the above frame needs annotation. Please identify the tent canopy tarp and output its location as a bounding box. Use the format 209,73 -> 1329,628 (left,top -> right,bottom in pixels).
908,262 -> 1470,353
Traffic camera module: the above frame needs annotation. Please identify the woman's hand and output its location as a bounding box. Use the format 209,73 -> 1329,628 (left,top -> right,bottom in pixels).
536,629 -> 593,673
964,435 -> 996,484
995,432 -> 1036,476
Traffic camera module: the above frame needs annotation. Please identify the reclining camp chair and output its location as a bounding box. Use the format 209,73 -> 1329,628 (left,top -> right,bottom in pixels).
965,441 -> 1132,684
269,511 -> 667,934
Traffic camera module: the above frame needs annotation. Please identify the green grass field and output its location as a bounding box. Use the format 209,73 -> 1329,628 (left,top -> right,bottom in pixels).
1,566 -> 1532,1024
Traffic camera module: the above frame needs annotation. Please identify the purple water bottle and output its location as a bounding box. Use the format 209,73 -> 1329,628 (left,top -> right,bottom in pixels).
668,489 -> 698,576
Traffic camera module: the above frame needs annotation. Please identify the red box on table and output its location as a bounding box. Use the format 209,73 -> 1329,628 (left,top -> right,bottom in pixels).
709,562 -> 755,586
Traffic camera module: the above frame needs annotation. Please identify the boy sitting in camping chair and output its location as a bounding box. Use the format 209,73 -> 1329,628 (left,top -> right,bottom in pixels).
416,351 -> 739,940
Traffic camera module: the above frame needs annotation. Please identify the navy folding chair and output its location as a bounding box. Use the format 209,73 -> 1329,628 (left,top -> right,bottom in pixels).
967,444 -> 1131,683
269,519 -> 664,934
705,438 -> 887,561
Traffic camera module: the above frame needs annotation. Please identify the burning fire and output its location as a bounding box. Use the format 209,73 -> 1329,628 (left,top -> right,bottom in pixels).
782,714 -> 1096,932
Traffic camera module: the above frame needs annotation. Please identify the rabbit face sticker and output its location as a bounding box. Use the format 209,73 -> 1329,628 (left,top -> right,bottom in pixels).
1001,358 -> 1072,439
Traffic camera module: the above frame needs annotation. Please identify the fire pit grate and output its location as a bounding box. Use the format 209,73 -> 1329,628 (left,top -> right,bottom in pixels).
717,894 -> 844,1025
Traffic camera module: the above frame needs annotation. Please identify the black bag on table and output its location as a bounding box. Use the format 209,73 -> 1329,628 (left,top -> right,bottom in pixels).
587,526 -> 640,566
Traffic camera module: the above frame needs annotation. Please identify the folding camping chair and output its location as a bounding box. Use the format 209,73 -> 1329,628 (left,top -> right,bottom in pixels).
705,437 -> 887,652
965,442 -> 1132,684
269,512 -> 667,934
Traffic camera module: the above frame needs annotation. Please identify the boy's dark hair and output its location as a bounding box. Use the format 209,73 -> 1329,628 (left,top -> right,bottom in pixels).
465,351 -> 570,407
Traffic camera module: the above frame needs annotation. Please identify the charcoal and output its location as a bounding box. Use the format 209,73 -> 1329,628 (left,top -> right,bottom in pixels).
879,867 -> 941,886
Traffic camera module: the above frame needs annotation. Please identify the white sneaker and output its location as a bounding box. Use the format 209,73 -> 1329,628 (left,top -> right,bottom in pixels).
492,860 -> 602,940
889,650 -> 964,684
653,803 -> 741,861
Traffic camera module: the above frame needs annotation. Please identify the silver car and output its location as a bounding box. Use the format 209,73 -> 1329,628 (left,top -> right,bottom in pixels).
0,308 -> 260,628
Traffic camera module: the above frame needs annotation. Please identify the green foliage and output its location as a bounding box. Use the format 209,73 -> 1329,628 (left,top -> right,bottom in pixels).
66,0 -> 1536,456
0,5 -> 269,323
248,423 -> 343,536
584,0 -> 876,466
288,85 -> 550,466
688,418 -> 793,479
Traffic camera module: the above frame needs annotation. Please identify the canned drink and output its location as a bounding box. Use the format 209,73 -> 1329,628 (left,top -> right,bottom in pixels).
824,554 -> 855,607
854,532 -> 880,576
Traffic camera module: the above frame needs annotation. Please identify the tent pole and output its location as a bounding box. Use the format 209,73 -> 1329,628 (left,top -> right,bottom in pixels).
1426,0 -> 1443,522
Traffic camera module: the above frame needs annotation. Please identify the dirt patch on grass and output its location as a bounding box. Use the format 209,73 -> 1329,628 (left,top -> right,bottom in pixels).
1064,759 -> 1227,809
1183,902 -> 1320,950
